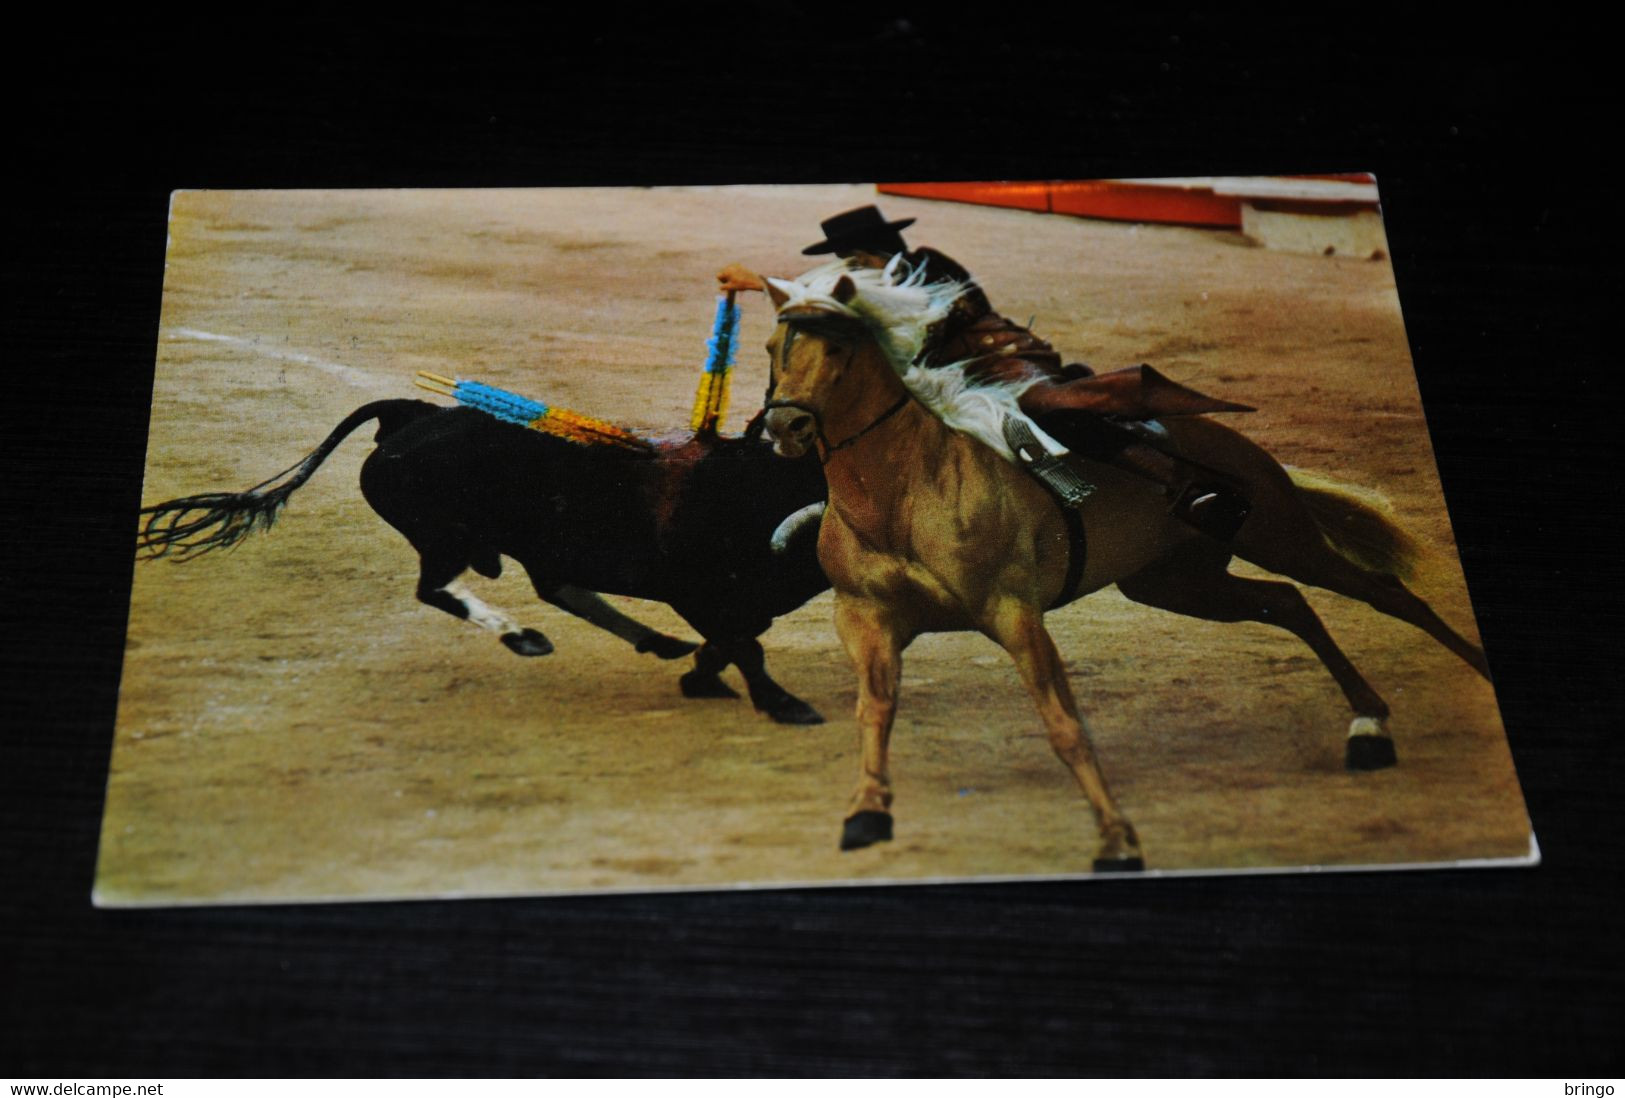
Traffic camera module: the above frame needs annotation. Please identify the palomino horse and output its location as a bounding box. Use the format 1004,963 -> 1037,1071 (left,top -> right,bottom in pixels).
759,261 -> 1490,871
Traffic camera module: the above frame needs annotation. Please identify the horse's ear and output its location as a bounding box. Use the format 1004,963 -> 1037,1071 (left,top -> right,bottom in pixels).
765,278 -> 790,309
832,275 -> 856,304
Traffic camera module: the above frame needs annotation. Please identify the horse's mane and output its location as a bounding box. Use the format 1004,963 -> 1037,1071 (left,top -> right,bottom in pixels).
771,258 -> 1067,462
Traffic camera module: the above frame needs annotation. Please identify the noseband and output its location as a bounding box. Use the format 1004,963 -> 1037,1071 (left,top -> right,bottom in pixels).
764,317 -> 909,464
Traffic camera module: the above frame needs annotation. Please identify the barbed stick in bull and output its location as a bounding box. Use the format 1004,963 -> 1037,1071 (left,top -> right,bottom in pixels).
412,372 -> 653,452
690,289 -> 740,436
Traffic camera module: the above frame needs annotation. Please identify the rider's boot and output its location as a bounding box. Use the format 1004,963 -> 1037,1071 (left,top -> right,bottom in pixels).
1106,438 -> 1252,541
1035,412 -> 1253,541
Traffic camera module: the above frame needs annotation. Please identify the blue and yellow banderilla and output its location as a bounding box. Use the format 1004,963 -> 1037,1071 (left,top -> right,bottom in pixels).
412,373 -> 652,451
690,290 -> 740,435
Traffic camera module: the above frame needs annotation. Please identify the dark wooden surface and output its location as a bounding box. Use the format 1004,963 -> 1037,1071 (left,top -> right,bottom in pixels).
4,14 -> 1618,1076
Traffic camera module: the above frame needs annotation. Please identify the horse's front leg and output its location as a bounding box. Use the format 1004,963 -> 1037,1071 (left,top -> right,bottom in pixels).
834,595 -> 909,850
986,600 -> 1144,872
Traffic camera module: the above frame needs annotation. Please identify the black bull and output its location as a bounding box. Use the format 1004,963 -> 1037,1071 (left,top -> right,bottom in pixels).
136,398 -> 833,723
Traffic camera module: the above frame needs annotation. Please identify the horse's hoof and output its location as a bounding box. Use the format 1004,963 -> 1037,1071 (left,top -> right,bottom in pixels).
762,697 -> 825,726
680,671 -> 739,699
1346,717 -> 1397,770
840,811 -> 893,850
638,633 -> 701,660
1346,734 -> 1398,771
501,628 -> 554,657
1092,855 -> 1145,873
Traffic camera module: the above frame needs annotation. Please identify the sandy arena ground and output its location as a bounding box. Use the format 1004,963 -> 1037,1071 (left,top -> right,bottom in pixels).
95,185 -> 1533,905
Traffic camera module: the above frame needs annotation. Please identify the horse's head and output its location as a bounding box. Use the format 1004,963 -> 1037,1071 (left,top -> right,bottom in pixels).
761,273 -> 870,459
759,258 -> 966,460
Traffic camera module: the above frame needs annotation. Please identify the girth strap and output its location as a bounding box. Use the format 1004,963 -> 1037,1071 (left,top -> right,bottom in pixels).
1051,502 -> 1088,611
998,416 -> 1088,608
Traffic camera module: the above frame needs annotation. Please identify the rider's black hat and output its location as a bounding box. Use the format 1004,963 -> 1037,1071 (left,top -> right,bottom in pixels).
802,205 -> 917,256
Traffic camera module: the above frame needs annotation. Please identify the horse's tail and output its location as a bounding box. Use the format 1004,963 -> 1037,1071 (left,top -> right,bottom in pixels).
1286,467 -> 1423,583
137,398 -> 439,561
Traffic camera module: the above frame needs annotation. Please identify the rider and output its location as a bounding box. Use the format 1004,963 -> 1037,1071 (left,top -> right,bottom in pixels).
766,204 -> 1254,541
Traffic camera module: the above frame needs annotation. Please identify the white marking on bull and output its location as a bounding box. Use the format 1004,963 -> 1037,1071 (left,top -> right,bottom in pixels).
442,580 -> 521,636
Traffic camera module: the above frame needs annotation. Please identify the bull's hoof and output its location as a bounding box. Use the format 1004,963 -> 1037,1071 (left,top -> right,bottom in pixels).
761,696 -> 825,726
638,633 -> 701,660
840,811 -> 893,850
680,671 -> 739,699
501,628 -> 554,657
1346,734 -> 1398,771
1092,855 -> 1145,873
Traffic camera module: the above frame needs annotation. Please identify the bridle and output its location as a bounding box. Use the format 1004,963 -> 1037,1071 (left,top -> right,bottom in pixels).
761,314 -> 909,464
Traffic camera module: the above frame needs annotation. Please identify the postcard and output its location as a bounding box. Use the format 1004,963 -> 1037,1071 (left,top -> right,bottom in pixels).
96,182 -> 1534,905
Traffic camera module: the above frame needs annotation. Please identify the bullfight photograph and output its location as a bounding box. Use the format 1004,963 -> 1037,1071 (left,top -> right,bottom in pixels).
95,182 -> 1534,904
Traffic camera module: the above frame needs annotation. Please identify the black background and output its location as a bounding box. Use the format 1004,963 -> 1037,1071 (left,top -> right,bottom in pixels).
4,11 -> 1618,1077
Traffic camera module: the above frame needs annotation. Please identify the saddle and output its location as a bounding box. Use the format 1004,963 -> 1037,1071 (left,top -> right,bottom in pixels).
930,313 -> 1255,540
861,250 -> 1255,539
938,314 -> 1254,421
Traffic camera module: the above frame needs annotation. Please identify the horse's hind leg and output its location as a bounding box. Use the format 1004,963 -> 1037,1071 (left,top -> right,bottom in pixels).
985,599 -> 1143,871
535,581 -> 699,660
1118,544 -> 1397,770
415,548 -> 554,657
1233,505 -> 1490,681
720,636 -> 823,726
1298,555 -> 1490,682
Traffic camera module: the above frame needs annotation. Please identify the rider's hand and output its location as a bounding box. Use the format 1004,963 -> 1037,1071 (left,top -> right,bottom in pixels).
717,263 -> 766,293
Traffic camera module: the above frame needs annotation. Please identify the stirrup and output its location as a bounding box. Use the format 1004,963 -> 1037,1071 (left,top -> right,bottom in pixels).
1171,481 -> 1251,540
1003,417 -> 1095,506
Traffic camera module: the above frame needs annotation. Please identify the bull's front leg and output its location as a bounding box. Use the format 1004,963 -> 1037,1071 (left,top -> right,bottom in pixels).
726,636 -> 824,726
539,582 -> 699,660
679,641 -> 739,699
834,594 -> 909,850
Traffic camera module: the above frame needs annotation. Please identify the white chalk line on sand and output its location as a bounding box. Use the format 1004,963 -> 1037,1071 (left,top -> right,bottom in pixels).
166,327 -> 392,393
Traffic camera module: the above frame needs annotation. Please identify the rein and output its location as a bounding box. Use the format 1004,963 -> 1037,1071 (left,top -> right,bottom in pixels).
764,392 -> 909,464
765,319 -> 908,464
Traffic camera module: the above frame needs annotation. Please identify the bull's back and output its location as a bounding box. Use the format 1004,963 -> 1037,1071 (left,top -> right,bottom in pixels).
360,408 -> 667,593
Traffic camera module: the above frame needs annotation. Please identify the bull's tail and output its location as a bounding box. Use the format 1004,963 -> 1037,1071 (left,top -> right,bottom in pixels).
137,399 -> 438,561
1286,467 -> 1423,583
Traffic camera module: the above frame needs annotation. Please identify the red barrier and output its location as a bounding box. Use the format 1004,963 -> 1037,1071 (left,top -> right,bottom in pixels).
878,176 -> 1377,228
